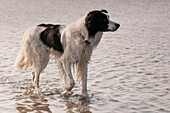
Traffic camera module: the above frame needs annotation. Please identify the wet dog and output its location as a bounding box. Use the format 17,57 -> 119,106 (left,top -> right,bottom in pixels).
14,9 -> 120,97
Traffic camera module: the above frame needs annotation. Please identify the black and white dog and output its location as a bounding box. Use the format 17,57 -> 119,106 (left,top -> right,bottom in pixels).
14,9 -> 120,97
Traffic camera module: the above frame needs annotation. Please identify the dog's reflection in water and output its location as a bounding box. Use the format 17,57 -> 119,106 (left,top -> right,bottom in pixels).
15,88 -> 92,113
15,89 -> 52,113
63,95 -> 92,113
16,101 -> 51,113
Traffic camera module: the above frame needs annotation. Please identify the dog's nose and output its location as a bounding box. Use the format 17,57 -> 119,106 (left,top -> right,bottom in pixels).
115,23 -> 120,29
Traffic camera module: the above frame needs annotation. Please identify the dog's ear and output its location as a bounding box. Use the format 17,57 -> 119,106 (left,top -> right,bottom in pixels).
85,12 -> 95,25
101,9 -> 108,13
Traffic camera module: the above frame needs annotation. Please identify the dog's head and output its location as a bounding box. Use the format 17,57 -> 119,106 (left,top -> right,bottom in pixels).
85,9 -> 120,36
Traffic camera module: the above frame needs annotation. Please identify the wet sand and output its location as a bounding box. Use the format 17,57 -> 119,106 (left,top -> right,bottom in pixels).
0,0 -> 170,113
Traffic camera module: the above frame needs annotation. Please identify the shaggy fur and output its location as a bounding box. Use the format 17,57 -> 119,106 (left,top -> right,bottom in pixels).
14,9 -> 120,97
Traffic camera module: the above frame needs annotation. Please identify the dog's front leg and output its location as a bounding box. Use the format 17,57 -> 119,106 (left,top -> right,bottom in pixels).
62,61 -> 75,92
77,60 -> 88,97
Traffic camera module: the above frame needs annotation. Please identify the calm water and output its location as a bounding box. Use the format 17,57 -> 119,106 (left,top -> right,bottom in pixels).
0,0 -> 170,113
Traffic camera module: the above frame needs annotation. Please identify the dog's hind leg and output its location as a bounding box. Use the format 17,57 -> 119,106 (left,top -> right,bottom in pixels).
62,61 -> 75,93
32,54 -> 50,93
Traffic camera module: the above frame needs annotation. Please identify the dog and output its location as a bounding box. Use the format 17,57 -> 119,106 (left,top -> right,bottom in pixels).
14,9 -> 120,97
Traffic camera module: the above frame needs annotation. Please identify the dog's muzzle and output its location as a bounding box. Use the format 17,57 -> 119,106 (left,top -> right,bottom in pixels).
108,20 -> 120,31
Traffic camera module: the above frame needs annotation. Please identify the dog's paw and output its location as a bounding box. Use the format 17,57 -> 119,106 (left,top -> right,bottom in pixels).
81,92 -> 88,98
79,94 -> 89,101
33,88 -> 41,95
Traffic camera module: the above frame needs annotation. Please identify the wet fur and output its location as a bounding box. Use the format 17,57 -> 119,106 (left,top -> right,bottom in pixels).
14,10 -> 120,97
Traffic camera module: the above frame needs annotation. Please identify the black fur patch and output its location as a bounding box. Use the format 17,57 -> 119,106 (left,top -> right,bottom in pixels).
101,9 -> 108,13
38,24 -> 64,52
85,10 -> 109,37
38,24 -> 57,28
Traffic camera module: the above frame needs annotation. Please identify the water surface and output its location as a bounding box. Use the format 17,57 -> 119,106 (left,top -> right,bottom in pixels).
0,0 -> 170,113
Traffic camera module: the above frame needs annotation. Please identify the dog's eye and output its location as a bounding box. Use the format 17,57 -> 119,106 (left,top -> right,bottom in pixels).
103,19 -> 106,22
103,19 -> 107,23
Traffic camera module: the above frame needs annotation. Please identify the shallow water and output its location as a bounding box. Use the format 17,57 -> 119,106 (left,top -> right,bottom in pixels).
0,0 -> 170,113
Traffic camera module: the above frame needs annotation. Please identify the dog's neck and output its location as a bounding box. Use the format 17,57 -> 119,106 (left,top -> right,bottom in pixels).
86,26 -> 98,37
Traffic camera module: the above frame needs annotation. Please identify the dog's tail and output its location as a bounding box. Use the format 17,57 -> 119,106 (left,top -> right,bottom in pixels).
14,27 -> 36,70
14,43 -> 32,70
